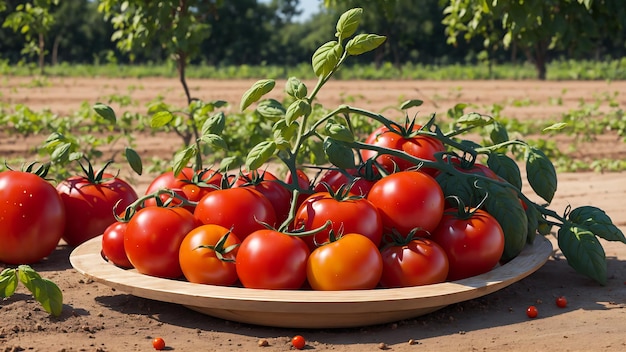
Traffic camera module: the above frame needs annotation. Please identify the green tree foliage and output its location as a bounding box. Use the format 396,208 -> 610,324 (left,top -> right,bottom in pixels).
442,0 -> 626,79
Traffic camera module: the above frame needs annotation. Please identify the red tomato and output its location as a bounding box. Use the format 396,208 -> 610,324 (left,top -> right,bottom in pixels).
293,191 -> 382,250
152,337 -> 165,350
57,172 -> 138,246
233,170 -> 292,224
144,167 -> 222,210
124,206 -> 198,278
307,233 -> 383,290
291,335 -> 306,350
236,229 -> 310,289
379,238 -> 449,288
556,296 -> 568,308
178,224 -> 240,286
194,187 -> 276,240
360,125 -> 445,175
366,171 -> 445,237
101,221 -> 133,268
526,305 -> 538,319
430,208 -> 505,281
0,171 -> 65,264
312,168 -> 377,196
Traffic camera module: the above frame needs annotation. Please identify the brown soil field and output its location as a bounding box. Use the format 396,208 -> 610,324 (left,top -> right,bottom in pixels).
1,77 -> 626,352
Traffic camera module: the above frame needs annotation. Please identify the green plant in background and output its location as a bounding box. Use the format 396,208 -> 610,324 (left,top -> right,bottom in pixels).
0,265 -> 63,317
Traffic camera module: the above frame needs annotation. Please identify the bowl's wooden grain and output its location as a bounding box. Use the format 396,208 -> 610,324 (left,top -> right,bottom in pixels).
70,235 -> 552,328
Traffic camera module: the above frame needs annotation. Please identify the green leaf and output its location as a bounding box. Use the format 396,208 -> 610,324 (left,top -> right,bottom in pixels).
201,112 -> 226,135
312,41 -> 343,78
93,103 -> 116,124
218,155 -> 240,172
50,142 -> 72,163
240,79 -> 275,111
483,182 -> 528,262
399,99 -> 424,110
17,265 -> 63,316
543,122 -> 568,132
524,202 -> 541,244
346,34 -> 386,56
172,146 -> 196,176
285,77 -> 307,99
456,112 -> 493,126
325,121 -> 355,142
488,121 -> 509,145
323,137 -> 355,169
335,7 -> 362,40
256,99 -> 286,120
273,120 -> 299,150
0,268 -> 18,298
245,141 -> 276,171
150,110 -> 174,128
525,146 -> 557,203
199,134 -> 228,150
568,206 -> 626,243
285,99 -> 311,125
558,225 -> 607,285
124,147 -> 143,176
487,152 -> 522,190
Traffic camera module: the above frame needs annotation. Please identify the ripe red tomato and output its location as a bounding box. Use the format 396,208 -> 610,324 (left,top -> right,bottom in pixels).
312,168 -> 378,197
366,171 -> 445,237
526,305 -> 538,318
152,337 -> 165,350
0,171 -> 66,264
144,167 -> 222,210
291,335 -> 306,350
101,221 -> 133,268
236,229 -> 310,289
293,191 -> 382,250
360,125 -> 445,175
307,233 -> 383,290
124,206 -> 198,278
379,238 -> 449,288
57,172 -> 138,246
194,187 -> 276,240
556,296 -> 568,308
178,224 -> 240,286
233,170 -> 292,224
430,208 -> 505,281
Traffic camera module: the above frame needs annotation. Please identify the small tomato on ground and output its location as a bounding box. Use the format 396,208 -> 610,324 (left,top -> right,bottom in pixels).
291,335 -> 306,350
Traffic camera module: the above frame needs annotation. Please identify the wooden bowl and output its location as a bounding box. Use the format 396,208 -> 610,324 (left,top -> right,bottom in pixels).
70,235 -> 553,328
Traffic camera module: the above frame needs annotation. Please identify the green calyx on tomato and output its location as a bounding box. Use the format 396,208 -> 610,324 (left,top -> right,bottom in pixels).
194,229 -> 239,263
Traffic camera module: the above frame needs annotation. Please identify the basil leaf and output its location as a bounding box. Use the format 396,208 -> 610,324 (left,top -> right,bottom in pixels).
558,225 -> 607,285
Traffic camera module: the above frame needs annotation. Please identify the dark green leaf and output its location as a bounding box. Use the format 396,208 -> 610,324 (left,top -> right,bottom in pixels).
568,206 -> 626,243
399,99 -> 424,110
240,79 -> 275,111
256,99 -> 286,120
93,103 -> 116,124
124,147 -> 143,176
150,110 -> 174,128
246,141 -> 276,171
558,225 -> 607,285
487,152 -> 522,190
335,7 -> 362,40
202,112 -> 226,135
325,121 -> 355,142
50,142 -> 72,163
17,265 -> 63,316
524,202 -> 541,244
172,146 -> 196,176
285,99 -> 311,125
488,121 -> 509,145
285,77 -> 307,99
312,41 -> 343,78
483,182 -> 528,262
0,268 -> 17,298
346,34 -> 386,56
525,146 -> 557,203
323,137 -> 355,169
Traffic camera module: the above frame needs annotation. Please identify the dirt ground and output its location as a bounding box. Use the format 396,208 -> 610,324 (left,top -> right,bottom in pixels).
1,77 -> 625,352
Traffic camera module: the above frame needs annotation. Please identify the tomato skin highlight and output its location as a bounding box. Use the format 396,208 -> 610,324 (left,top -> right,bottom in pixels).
379,238 -> 449,288
178,224 -> 240,286
57,173 -> 138,246
367,170 -> 445,237
307,233 -> 383,291
0,171 -> 66,264
101,221 -> 133,268
430,208 -> 505,281
236,229 -> 310,289
124,206 -> 198,279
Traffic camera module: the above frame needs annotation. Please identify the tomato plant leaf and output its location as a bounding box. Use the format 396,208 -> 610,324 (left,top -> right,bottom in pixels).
312,41 -> 343,78
93,103 -> 116,124
483,182 -> 528,262
285,99 -> 311,126
240,79 -> 276,111
172,146 -> 196,176
124,147 -> 143,176
558,225 -> 607,285
346,34 -> 386,56
543,122 -> 568,132
17,265 -> 63,316
323,137 -> 356,169
524,202 -> 541,244
525,146 -> 557,203
335,7 -> 362,40
273,120 -> 299,150
150,110 -> 174,128
325,121 -> 355,142
488,121 -> 509,145
285,77 -> 307,99
399,99 -> 424,110
487,152 -> 522,190
219,155 -> 240,172
568,206 -> 626,244
202,111 -> 226,136
50,142 -> 72,164
0,268 -> 18,298
256,99 -> 286,120
456,112 -> 493,126
246,141 -> 277,171
199,134 -> 228,150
